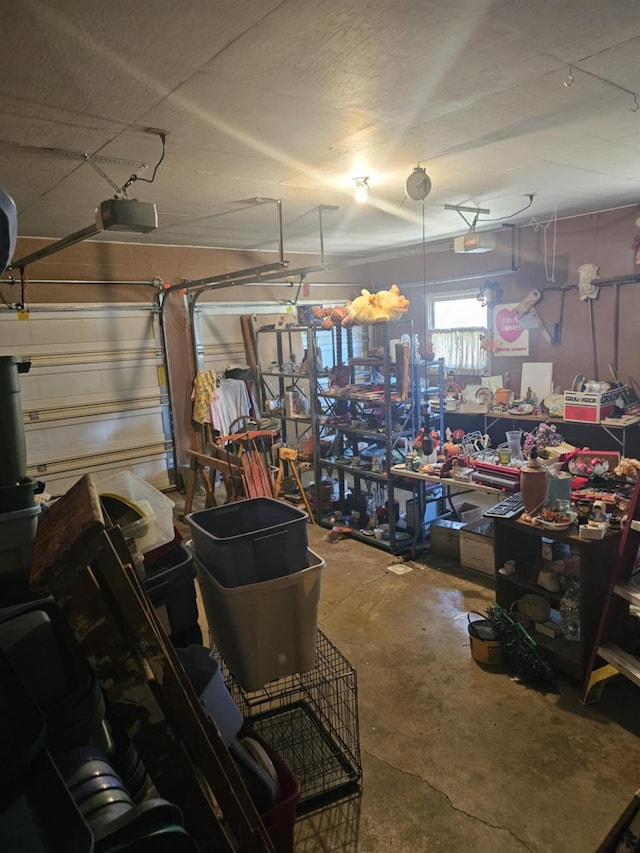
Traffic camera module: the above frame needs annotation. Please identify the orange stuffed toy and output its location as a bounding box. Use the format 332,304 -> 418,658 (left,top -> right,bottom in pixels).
313,285 -> 410,328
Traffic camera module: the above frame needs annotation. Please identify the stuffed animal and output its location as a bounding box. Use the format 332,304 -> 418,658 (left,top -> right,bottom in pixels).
312,303 -> 351,330
312,285 -> 410,328
371,284 -> 410,321
342,289 -> 380,326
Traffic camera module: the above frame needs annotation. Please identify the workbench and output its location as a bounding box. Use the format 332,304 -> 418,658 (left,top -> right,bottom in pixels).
389,464 -> 502,524
442,411 -> 640,458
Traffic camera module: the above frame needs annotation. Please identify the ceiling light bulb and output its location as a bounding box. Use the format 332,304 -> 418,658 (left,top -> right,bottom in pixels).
353,177 -> 369,204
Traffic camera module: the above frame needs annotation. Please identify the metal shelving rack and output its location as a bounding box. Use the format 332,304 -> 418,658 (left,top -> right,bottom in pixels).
310,321 -> 422,555
255,325 -> 317,452
389,356 -> 448,552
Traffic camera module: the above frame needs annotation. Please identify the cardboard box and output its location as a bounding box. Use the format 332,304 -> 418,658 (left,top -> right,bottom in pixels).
563,388 -> 621,423
455,502 -> 483,525
459,522 -> 495,578
429,518 -> 465,560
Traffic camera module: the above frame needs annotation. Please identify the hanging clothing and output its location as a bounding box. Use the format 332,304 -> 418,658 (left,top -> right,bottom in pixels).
209,378 -> 253,437
191,370 -> 217,424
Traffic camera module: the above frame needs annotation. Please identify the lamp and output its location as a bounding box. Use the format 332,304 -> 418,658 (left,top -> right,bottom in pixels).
352,177 -> 369,204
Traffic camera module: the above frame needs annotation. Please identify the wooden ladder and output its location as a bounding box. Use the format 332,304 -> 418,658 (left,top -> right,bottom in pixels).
582,476 -> 640,704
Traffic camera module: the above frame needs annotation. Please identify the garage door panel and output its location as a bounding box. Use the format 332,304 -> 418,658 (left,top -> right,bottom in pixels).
34,454 -> 172,498
1,310 -> 157,350
20,362 -> 164,411
0,304 -> 173,489
25,409 -> 167,462
196,307 -> 250,374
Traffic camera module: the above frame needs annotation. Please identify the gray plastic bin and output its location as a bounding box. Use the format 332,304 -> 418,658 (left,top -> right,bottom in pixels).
175,645 -> 243,746
194,548 -> 324,692
186,497 -> 309,588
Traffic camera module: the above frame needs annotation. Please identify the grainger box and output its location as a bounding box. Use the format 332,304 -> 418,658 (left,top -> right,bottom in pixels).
429,518 -> 465,560
563,388 -> 620,423
459,521 -> 495,578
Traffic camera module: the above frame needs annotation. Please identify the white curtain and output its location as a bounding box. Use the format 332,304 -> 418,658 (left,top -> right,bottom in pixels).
431,327 -> 487,373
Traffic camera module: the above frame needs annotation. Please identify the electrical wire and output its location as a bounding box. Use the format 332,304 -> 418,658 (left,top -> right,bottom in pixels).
480,194 -> 534,222
120,133 -> 166,194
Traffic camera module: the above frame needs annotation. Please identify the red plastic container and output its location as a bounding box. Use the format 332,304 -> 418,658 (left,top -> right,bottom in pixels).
251,733 -> 300,853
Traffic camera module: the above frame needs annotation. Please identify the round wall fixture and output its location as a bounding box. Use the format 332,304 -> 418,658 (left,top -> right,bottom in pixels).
405,166 -> 432,201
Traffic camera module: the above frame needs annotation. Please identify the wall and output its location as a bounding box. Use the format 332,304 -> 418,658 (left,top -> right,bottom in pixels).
394,206 -> 640,399
3,204 -> 639,472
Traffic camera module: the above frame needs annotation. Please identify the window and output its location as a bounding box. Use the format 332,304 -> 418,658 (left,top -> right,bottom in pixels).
428,294 -> 487,373
302,317 -> 365,370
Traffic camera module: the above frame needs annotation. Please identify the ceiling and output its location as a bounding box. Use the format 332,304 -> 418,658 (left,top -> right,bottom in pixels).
2,0 -> 640,262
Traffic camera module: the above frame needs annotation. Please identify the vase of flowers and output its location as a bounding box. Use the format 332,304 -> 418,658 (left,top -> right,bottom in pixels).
522,422 -> 564,459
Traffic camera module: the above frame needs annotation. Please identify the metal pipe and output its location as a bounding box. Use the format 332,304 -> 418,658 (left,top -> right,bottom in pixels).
318,206 -> 325,265
614,283 -> 621,372
403,268 -> 516,288
163,261 -> 289,295
0,277 -> 161,286
9,223 -> 100,269
588,300 -> 599,380
156,289 -> 179,484
276,199 -> 284,264
527,274 -> 640,294
444,204 -> 491,215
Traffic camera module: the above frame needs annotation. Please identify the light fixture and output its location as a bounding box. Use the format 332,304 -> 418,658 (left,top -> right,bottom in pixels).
562,63 -> 640,114
352,176 -> 369,204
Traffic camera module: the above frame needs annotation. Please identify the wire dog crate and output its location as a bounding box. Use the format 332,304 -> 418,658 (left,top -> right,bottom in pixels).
213,629 -> 362,811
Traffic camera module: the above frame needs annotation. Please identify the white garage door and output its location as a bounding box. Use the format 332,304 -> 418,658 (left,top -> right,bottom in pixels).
0,304 -> 174,496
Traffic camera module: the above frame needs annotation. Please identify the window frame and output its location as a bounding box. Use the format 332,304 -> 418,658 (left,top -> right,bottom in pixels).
426,291 -> 488,374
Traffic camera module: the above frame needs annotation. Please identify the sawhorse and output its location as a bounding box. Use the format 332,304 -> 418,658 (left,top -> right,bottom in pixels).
276,446 -> 315,523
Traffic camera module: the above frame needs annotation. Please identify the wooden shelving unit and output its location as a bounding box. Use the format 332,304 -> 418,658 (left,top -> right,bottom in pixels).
493,516 -> 621,681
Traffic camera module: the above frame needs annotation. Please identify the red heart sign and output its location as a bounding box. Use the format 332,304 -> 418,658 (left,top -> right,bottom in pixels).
495,308 -> 522,344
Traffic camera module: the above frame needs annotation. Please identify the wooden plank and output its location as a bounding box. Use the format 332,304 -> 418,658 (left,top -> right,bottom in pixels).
30,473 -> 104,591
240,315 -> 261,411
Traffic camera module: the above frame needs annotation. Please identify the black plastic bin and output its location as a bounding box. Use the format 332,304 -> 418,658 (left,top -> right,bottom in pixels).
144,543 -> 202,648
186,497 -> 309,588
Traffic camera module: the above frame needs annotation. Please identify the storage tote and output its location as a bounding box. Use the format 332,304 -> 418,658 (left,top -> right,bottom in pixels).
186,497 -> 309,588
175,645 -> 243,746
0,504 -> 41,604
93,470 -> 175,555
194,548 -> 324,691
144,542 -> 202,648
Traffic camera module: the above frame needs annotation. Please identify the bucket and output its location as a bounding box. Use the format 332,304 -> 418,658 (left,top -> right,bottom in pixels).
468,612 -> 502,665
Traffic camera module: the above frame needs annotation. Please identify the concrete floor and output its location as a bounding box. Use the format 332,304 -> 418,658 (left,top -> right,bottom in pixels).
177,492 -> 640,853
